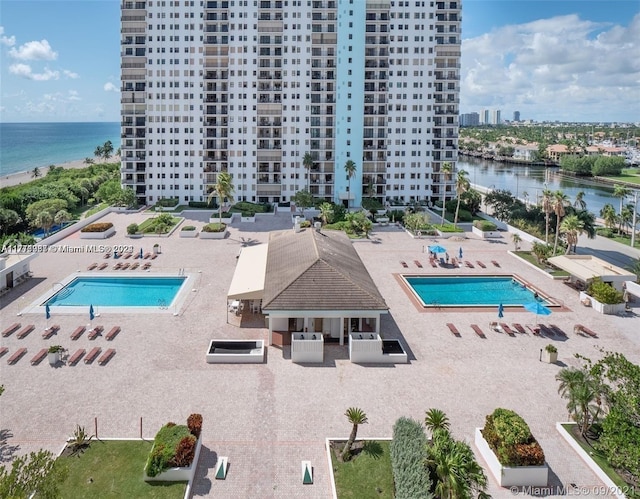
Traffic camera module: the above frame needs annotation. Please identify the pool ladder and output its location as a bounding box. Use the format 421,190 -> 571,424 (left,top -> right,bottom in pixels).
157,298 -> 168,310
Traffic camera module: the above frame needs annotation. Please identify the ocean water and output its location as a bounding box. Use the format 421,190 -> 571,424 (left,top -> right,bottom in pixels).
0,122 -> 121,177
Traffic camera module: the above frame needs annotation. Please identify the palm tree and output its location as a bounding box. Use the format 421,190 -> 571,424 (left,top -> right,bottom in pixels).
101,140 -> 114,162
31,167 -> 41,179
424,408 -> 450,436
600,203 -> 617,231
452,169 -> 470,228
207,171 -> 235,221
613,184 -> 630,218
560,214 -> 585,254
344,160 -> 357,211
83,157 -> 94,165
94,145 -> 104,162
341,407 -> 368,461
511,233 -> 522,251
54,210 -> 72,229
440,161 -> 453,226
541,188 -> 553,244
556,368 -> 605,437
626,258 -> 640,281
35,211 -> 54,236
302,152 -> 313,193
573,191 -> 587,211
619,204 -> 634,236
319,202 -> 333,226
552,190 -> 570,254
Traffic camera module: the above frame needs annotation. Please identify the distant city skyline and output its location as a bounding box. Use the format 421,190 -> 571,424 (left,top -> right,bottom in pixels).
0,0 -> 638,122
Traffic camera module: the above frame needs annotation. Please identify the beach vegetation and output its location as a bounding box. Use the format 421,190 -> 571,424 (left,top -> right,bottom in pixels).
95,179 -> 137,208
31,167 -> 41,179
25,199 -> 68,225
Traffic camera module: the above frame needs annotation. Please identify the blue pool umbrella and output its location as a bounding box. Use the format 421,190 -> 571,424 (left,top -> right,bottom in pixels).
89,304 -> 95,321
498,303 -> 504,318
459,247 -> 463,259
428,245 -> 447,254
45,304 -> 51,320
523,302 -> 551,316
139,248 -> 144,259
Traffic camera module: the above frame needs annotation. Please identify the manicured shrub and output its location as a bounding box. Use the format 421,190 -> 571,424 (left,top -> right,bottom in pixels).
187,413 -> 203,438
388,210 -> 405,224
473,220 -> 497,231
482,408 -> 545,467
126,223 -> 139,235
181,225 -> 196,231
455,208 -> 472,222
202,222 -> 226,232
155,197 -> 179,208
80,222 -> 114,233
188,201 -> 209,208
169,436 -> 197,468
587,277 -> 624,304
145,423 -> 192,477
390,417 -> 432,499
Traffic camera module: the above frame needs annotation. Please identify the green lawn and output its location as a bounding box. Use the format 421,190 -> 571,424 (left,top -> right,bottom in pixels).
331,440 -> 394,499
137,216 -> 181,234
596,229 -> 640,249
560,424 -> 636,493
513,251 -> 570,277
83,202 -> 110,218
57,440 -> 186,499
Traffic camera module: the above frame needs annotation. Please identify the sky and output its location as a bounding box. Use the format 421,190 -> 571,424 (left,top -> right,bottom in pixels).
0,0 -> 638,123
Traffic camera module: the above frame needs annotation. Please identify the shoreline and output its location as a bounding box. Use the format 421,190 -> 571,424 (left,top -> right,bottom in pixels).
1,157 -> 120,189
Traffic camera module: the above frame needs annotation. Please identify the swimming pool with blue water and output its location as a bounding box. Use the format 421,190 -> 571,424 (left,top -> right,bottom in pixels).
403,275 -> 550,307
44,276 -> 187,307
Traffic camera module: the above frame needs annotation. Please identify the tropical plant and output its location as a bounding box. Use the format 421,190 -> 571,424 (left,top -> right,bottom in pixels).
560,214 -> 585,254
424,408 -> 450,436
626,258 -> 640,280
69,424 -> 94,454
83,157 -> 94,165
34,211 -> 54,236
54,209 -> 71,227
319,202 -> 334,225
511,233 -> 521,251
541,188 -> 554,244
344,160 -> 357,211
0,209 -> 21,235
127,223 -> 139,235
32,167 -> 41,179
452,169 -> 470,227
587,277 -> 624,305
573,191 -> 587,210
556,367 -> 605,436
101,140 -> 114,161
600,203 -> 618,232
0,450 -> 68,499
94,144 -> 104,162
292,189 -> 313,214
545,344 -> 557,353
531,241 -> 551,264
440,162 -> 452,225
390,417 -> 432,499
341,407 -> 368,461
207,171 -> 235,221
302,151 -> 313,193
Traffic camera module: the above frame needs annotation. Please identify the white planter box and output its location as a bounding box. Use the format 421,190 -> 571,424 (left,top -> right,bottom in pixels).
206,339 -> 265,363
579,292 -> 625,315
542,350 -> 558,363
179,231 -> 198,238
348,334 -> 407,363
79,226 -> 116,239
145,435 -> 202,482
200,229 -> 227,239
472,226 -> 501,239
475,428 -> 548,487
240,215 -> 256,223
291,333 -> 324,363
209,216 -> 234,224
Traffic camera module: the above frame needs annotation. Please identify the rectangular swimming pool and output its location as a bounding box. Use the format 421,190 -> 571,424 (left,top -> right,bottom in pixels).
44,276 -> 187,308
403,275 -> 550,308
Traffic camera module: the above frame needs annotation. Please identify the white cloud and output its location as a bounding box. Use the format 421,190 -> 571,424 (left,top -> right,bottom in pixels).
461,13 -> 640,121
68,90 -> 81,101
0,26 -> 16,46
63,70 -> 79,79
9,39 -> 57,61
103,82 -> 118,92
8,63 -> 60,81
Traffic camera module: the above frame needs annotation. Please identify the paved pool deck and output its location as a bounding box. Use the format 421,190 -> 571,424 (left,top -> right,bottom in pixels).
1,209 -> 638,498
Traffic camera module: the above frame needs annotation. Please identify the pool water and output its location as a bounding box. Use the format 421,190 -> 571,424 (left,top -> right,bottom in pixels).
44,277 -> 187,307
404,276 -> 548,307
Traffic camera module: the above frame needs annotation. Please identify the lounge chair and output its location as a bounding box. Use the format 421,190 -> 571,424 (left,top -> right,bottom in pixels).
0,347 -> 8,358
142,262 -> 151,270
129,262 -> 139,270
489,321 -> 502,332
16,324 -> 35,339
512,323 -> 527,334
7,348 -> 27,364
106,326 -> 121,341
430,259 -> 438,268
123,253 -> 132,259
491,260 -> 501,267
414,260 -> 423,268
68,349 -> 86,366
42,325 -> 60,339
31,348 -> 48,365
549,324 -> 567,338
574,324 -> 597,338
98,263 -> 108,270
113,262 -> 123,270
470,324 -> 486,338
500,323 -> 516,337
465,260 -> 474,268
71,326 -> 86,340
98,348 -> 116,365
88,326 -> 104,340
120,262 -> 130,270
476,261 -> 486,268
84,347 -> 101,364
446,323 -> 461,337
2,323 -> 20,337
144,252 -> 152,259
103,253 -> 111,259
400,261 -> 408,268
87,262 -> 98,271
526,324 -> 541,336
538,324 -> 554,336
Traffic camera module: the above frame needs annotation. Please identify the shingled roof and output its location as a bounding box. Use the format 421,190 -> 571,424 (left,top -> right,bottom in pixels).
261,228 -> 388,311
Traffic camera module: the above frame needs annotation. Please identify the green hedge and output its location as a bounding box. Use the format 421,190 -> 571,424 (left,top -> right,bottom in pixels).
145,424 -> 194,477
390,417 -> 432,499
181,225 -> 196,231
155,198 -> 179,208
473,220 -> 497,231
202,222 -> 226,232
482,408 -> 545,466
80,222 -> 113,233
229,201 -> 271,215
188,201 -> 209,208
588,277 -> 624,304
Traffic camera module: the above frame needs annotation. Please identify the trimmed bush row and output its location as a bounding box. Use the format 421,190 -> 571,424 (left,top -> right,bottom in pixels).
155,198 -> 179,208
202,223 -> 226,233
181,225 -> 197,231
482,408 -> 545,466
390,417 -> 432,499
80,222 -> 114,233
145,413 -> 202,477
473,220 -> 497,231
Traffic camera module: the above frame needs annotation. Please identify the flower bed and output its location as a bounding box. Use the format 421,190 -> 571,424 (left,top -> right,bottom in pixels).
79,222 -> 115,239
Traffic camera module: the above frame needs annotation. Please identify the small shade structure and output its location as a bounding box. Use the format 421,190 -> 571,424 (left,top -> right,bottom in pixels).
459,247 -> 463,259
89,304 -> 95,321
227,244 -> 268,301
498,303 -> 504,318
547,255 -> 635,292
45,304 -> 51,320
428,245 -> 447,254
524,301 -> 551,323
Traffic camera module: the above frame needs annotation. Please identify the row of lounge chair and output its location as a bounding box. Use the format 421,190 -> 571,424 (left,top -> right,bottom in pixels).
103,251 -> 157,260
1,323 -> 121,341
442,322 -> 598,339
71,325 -> 121,341
401,259 -> 501,269
88,262 -> 151,271
1,346 -> 115,366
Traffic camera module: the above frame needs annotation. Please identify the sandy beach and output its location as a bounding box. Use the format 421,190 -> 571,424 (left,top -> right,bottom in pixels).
1,156 -> 120,189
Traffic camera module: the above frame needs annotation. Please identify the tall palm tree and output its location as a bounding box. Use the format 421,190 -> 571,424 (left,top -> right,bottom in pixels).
541,188 -> 554,244
522,191 -> 529,207
560,214 -> 585,254
35,211 -> 54,236
573,191 -> 587,211
344,160 -> 357,211
424,408 -> 450,436
600,203 -> 617,231
54,210 -> 72,228
302,152 -> 313,193
341,407 -> 368,461
31,167 -> 41,179
613,184 -> 630,217
552,190 -> 570,254
94,145 -> 105,163
452,169 -> 470,228
440,162 -> 453,226
207,171 -> 235,221
101,140 -> 114,162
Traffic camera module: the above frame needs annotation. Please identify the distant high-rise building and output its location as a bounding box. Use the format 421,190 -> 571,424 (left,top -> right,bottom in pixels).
481,109 -> 491,125
513,111 -> 521,122
460,112 -> 479,126
491,109 -> 501,125
120,0 -> 462,208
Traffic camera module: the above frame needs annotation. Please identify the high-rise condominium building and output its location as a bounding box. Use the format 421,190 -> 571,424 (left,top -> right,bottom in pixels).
120,0 -> 461,208
513,110 -> 520,122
